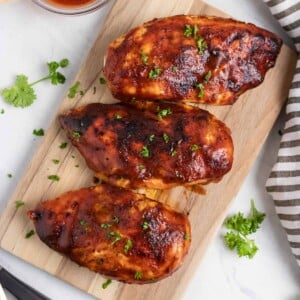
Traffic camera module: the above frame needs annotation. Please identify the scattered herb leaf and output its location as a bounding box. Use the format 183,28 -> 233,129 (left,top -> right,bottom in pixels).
7,173 -> 12,178
141,52 -> 149,65
97,258 -> 104,265
171,150 -> 177,157
59,58 -> 69,68
142,221 -> 149,230
68,81 -> 80,98
157,108 -> 172,119
52,159 -> 60,164
137,165 -> 144,171
184,24 -> 193,37
48,174 -> 60,181
102,279 -> 112,289
25,229 -> 35,239
140,146 -> 150,158
204,71 -> 212,83
15,200 -> 25,208
149,67 -> 162,79
195,36 -> 207,55
191,144 -> 199,152
124,239 -> 133,254
149,134 -> 155,142
196,83 -> 204,98
114,113 -> 122,120
0,109 -> 4,114
163,133 -> 169,143
100,223 -> 112,229
80,220 -> 88,227
33,128 -> 44,136
73,131 -> 81,139
134,271 -> 142,280
1,59 -> 69,108
59,142 -> 68,149
223,199 -> 265,259
99,77 -> 106,84
183,233 -> 190,240
112,216 -> 119,224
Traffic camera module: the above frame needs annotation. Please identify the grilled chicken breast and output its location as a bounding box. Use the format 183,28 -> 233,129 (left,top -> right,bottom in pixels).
59,101 -> 233,189
103,15 -> 282,105
28,184 -> 191,284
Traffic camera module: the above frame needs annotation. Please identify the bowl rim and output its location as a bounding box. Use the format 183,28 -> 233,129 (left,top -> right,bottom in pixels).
32,0 -> 111,15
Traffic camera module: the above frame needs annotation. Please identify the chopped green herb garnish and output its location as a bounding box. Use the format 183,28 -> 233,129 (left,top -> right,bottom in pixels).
137,165 -> 144,171
48,174 -> 60,181
110,232 -> 122,245
196,83 -> 204,98
100,223 -> 112,229
7,173 -> 12,178
172,66 -> 178,72
73,131 -> 81,139
171,150 -> 177,157
79,90 -> 85,96
25,229 -> 35,239
191,144 -> 200,152
149,134 -> 155,142
195,36 -> 207,55
114,113 -> 122,119
134,271 -> 143,280
68,81 -> 80,98
102,279 -> 112,289
80,220 -> 87,227
142,221 -> 149,230
2,59 -> 68,108
149,67 -> 162,79
59,142 -> 68,149
97,258 -> 104,265
112,216 -> 119,224
184,24 -> 198,37
141,52 -> 149,65
183,233 -> 190,240
0,109 -> 4,114
157,108 -> 172,119
99,77 -> 106,84
124,239 -> 133,254
52,159 -> 60,164
93,86 -> 96,94
163,133 -> 169,143
204,70 -> 212,83
15,200 -> 25,208
33,128 -> 44,136
223,199 -> 265,259
59,58 -> 69,68
193,24 -> 199,38
140,146 -> 150,158
184,24 -> 193,37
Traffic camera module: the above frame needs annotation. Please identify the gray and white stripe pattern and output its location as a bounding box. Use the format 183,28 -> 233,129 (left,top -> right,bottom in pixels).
263,0 -> 300,266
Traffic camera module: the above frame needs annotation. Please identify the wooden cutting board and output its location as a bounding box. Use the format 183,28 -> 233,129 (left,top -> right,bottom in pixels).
0,0 -> 297,299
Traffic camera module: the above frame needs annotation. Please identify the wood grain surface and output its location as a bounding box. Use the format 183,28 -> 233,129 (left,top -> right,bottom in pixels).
0,0 -> 297,299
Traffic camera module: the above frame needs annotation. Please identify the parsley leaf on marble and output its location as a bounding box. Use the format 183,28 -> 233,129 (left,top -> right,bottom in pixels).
1,59 -> 69,108
223,199 -> 265,259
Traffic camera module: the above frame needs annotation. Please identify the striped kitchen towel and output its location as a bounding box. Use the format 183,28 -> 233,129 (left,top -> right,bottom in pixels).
263,0 -> 300,266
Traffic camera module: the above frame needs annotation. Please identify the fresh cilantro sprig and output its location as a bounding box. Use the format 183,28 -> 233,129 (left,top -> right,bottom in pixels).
1,58 -> 69,108
223,199 -> 265,259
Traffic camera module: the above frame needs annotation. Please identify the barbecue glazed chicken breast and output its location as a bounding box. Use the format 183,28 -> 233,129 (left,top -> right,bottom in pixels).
28,184 -> 191,284
59,101 -> 233,190
103,15 -> 282,105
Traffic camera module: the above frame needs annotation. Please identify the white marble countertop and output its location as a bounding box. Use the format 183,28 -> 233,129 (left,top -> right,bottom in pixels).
0,0 -> 299,299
